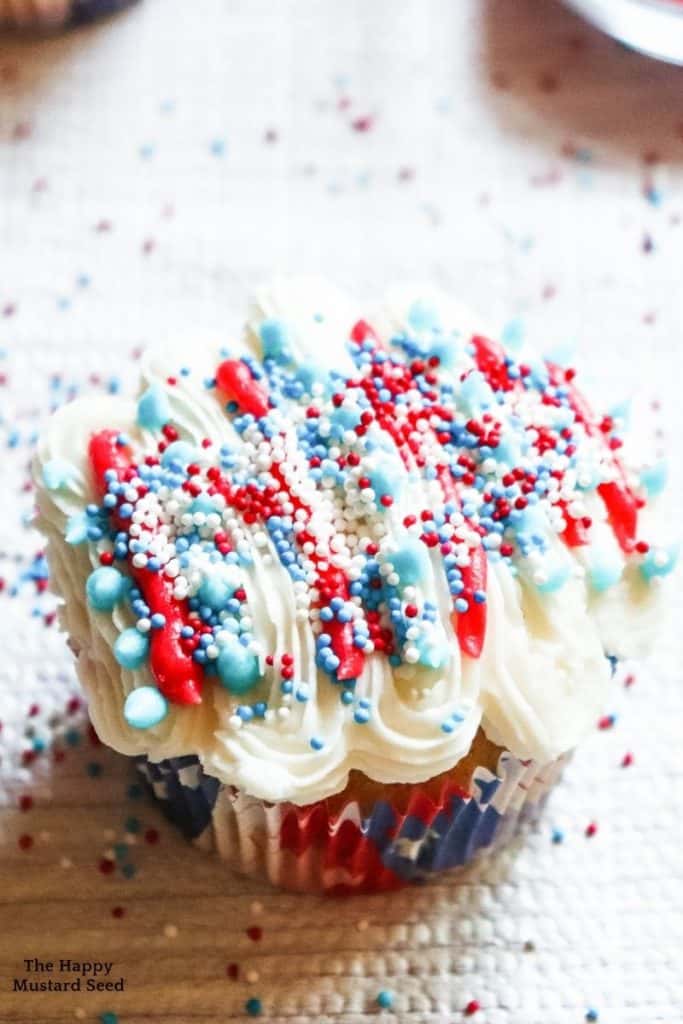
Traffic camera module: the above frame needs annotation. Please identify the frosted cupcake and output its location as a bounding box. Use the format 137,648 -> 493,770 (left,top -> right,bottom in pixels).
33,280 -> 675,893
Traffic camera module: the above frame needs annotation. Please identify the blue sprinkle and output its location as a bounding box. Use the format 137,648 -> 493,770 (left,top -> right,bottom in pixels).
376,990 -> 394,1010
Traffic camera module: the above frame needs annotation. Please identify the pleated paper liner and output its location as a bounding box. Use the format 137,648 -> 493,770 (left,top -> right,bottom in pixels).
137,750 -> 568,894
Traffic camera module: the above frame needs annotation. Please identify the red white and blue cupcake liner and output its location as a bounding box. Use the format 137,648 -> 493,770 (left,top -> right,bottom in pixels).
136,749 -> 568,894
0,0 -> 137,29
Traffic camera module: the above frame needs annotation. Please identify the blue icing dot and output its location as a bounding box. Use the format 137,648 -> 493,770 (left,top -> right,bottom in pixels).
640,542 -> 679,582
217,637 -> 261,694
608,398 -> 631,429
259,319 -> 292,363
501,318 -> 524,352
296,361 -> 326,393
331,402 -> 362,432
198,567 -> 237,611
415,628 -> 449,669
515,504 -> 548,538
368,458 -> 404,503
527,357 -> 549,391
388,536 -> 431,586
588,550 -> 623,593
42,458 -> 77,491
65,512 -> 89,545
534,558 -> 571,594
86,566 -> 127,611
137,384 -> 172,430
639,461 -> 668,498
114,628 -> 150,670
124,686 -> 168,729
490,435 -> 521,467
161,441 -> 199,469
545,342 -> 576,368
459,370 -> 494,410
407,299 -> 441,333
576,464 -> 602,491
552,406 -> 575,430
190,494 -> 219,516
425,337 -> 460,370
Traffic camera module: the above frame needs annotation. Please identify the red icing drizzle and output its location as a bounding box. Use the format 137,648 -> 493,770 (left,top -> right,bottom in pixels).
216,359 -> 270,418
547,362 -> 639,553
471,334 -> 517,392
214,360 -> 364,677
351,323 -> 488,660
88,429 -> 203,705
209,451 -> 365,682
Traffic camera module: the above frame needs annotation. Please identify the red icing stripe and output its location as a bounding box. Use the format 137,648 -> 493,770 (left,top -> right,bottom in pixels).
471,334 -> 516,392
356,339 -> 488,661
88,429 -> 203,706
210,452 -> 365,682
556,499 -> 591,548
215,359 -> 270,418
597,480 -> 639,555
547,362 -> 639,553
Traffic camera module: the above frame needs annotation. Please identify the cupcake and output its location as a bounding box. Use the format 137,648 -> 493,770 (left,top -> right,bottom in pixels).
33,279 -> 676,893
0,0 -> 137,30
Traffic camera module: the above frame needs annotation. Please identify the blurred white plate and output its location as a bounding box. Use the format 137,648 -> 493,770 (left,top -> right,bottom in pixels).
565,0 -> 683,64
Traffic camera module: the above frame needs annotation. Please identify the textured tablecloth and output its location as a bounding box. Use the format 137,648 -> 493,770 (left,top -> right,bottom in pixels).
1,1 -> 682,1021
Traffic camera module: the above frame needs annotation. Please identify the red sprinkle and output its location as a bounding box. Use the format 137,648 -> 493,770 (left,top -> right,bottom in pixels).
144,828 -> 160,845
18,834 -> 33,851
621,752 -> 634,768
99,858 -> 116,875
585,822 -> 598,838
19,795 -> 33,812
465,1000 -> 481,1016
246,926 -> 263,942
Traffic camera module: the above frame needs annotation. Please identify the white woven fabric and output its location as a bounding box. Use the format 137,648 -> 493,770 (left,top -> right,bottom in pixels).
1,0 -> 682,1020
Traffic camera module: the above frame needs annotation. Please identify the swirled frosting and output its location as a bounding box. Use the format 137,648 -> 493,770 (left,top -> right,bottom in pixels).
33,279 -> 676,804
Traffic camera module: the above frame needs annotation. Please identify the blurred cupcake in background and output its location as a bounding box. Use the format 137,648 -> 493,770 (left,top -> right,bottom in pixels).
0,0 -> 138,30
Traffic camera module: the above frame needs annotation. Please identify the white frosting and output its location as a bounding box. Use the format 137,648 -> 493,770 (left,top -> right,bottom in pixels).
33,279 -> 670,804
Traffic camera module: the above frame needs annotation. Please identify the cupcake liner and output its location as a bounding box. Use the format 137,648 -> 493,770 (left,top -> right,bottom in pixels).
136,750 -> 569,894
0,0 -> 138,29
